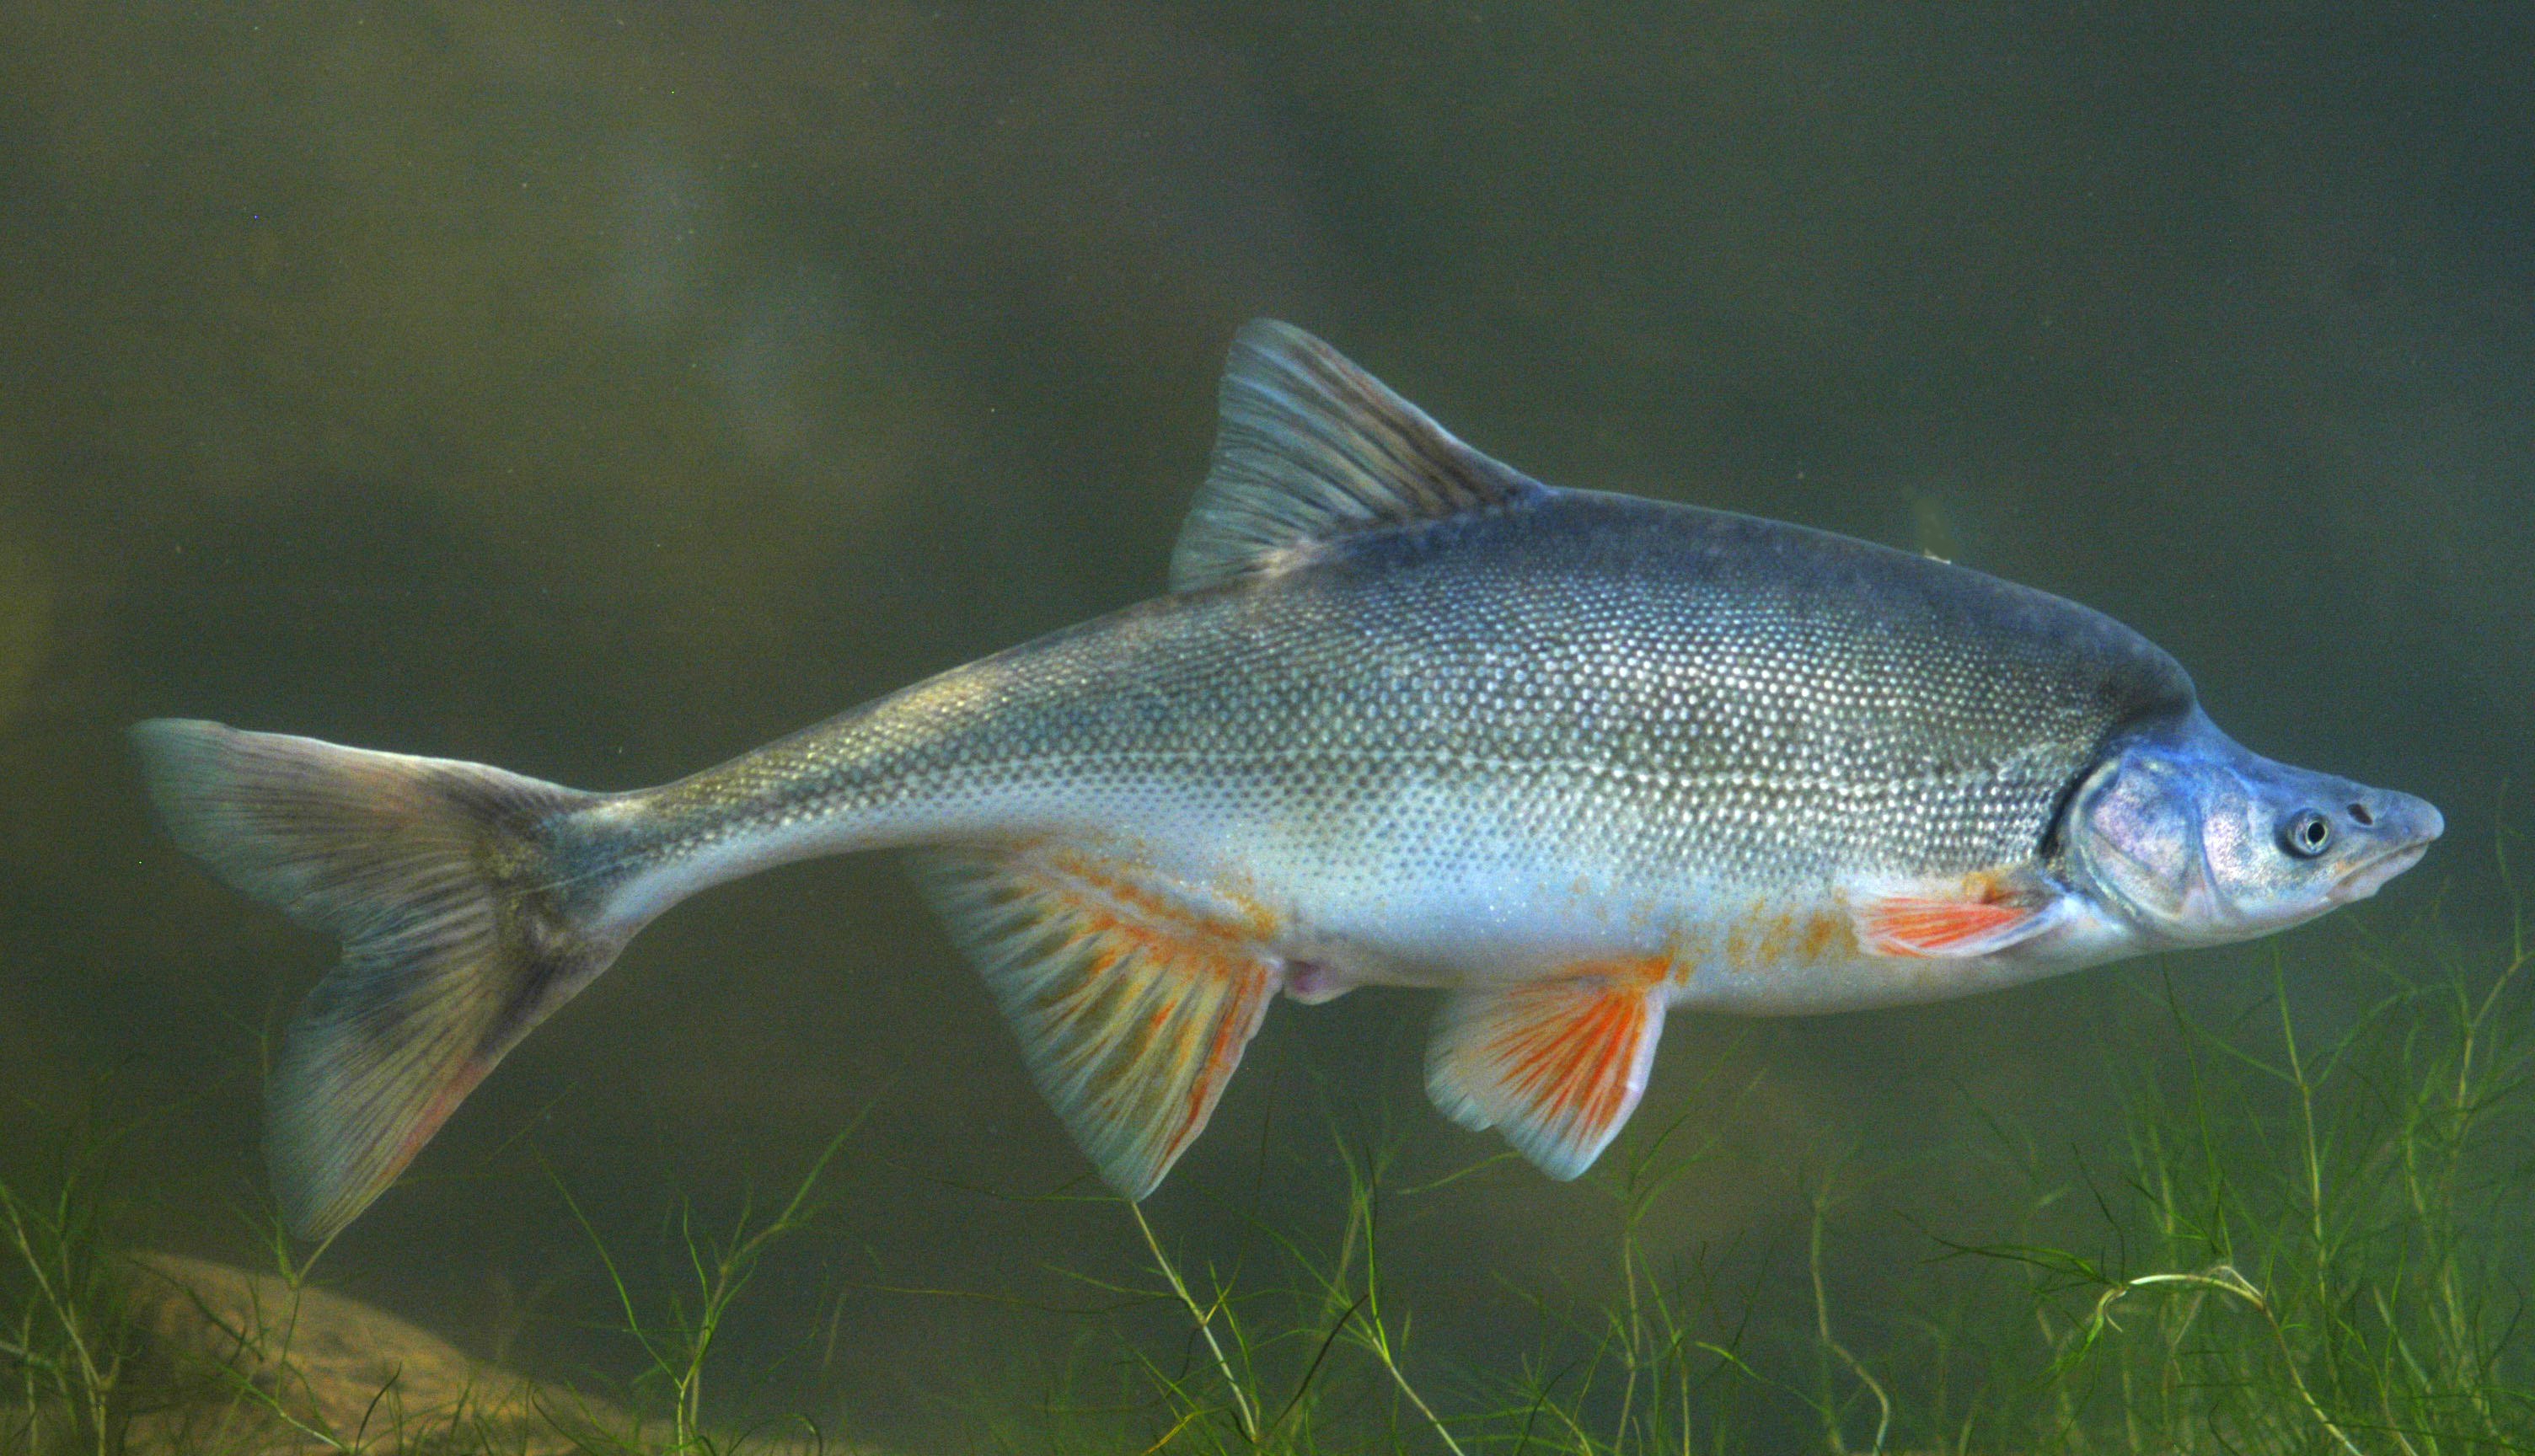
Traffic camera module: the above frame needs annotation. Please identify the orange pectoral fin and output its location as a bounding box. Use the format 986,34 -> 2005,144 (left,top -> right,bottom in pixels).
1425,961 -> 1670,1181
909,843 -> 1281,1200
1857,890 -> 2061,959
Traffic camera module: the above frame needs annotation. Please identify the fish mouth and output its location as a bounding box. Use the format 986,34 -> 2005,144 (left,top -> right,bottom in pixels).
2330,843 -> 2429,904
2332,806 -> 2433,907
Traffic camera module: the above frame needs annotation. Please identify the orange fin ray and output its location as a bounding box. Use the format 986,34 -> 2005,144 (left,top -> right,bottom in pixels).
1424,964 -> 1669,1181
909,843 -> 1280,1199
1856,891 -> 2061,959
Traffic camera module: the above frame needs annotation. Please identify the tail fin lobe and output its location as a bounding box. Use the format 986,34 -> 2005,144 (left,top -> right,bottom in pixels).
131,719 -> 624,1240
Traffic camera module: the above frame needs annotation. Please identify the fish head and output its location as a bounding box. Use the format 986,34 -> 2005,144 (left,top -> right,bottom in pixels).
2061,711 -> 2442,948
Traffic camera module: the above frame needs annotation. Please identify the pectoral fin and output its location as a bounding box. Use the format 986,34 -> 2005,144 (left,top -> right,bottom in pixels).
1855,889 -> 2063,959
1425,961 -> 1670,1180
909,843 -> 1282,1199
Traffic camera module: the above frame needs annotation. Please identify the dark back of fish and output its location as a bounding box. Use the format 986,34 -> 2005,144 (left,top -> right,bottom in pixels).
757,487 -> 2197,895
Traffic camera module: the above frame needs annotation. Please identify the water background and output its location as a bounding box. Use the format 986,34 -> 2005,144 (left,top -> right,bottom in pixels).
3,4 -> 2531,1447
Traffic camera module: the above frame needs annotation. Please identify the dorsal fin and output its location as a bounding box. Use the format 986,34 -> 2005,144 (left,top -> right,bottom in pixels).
1168,321 -> 1549,592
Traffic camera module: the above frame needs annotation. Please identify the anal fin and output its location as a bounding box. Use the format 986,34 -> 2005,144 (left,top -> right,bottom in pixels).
1425,961 -> 1670,1181
909,842 -> 1282,1199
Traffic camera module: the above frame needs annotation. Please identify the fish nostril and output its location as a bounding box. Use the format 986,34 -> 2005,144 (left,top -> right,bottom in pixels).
2348,802 -> 2374,827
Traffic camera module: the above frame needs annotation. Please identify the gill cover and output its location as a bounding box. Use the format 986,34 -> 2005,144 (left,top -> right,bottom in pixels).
2066,733 -> 2222,937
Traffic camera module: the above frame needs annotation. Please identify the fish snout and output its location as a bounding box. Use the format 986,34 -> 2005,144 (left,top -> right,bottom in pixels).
2329,789 -> 2443,905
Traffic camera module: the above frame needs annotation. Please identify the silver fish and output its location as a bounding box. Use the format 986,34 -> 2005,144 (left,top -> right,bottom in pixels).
132,322 -> 2443,1239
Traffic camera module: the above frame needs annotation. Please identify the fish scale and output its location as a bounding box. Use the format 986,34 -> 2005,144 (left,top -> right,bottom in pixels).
131,318 -> 2441,1239
612,492 -> 2177,903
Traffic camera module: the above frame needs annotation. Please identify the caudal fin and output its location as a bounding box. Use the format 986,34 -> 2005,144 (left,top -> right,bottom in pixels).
131,719 -> 628,1241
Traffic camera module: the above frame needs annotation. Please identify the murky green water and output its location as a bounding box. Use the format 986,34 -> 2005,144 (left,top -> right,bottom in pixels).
4,4 -> 2531,1449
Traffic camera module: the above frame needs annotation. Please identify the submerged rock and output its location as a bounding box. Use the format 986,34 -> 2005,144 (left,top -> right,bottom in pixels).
120,1252 -> 608,1454
110,1254 -> 846,1456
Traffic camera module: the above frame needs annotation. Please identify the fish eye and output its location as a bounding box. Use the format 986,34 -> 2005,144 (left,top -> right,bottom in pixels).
2280,810 -> 2334,859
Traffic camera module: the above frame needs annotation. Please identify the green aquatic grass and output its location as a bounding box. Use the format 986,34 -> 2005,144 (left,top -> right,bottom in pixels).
1957,891 -> 2535,1451
0,1116 -> 865,1456
4,866 -> 2531,1454
550,1118 -> 860,1456
0,1122 -> 131,1456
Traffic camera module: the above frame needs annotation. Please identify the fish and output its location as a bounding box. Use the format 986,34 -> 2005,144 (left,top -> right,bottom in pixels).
131,321 -> 2444,1241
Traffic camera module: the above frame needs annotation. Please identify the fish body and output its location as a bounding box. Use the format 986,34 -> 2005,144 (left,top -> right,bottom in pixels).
616,489 -> 2176,1008
132,322 -> 2443,1239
